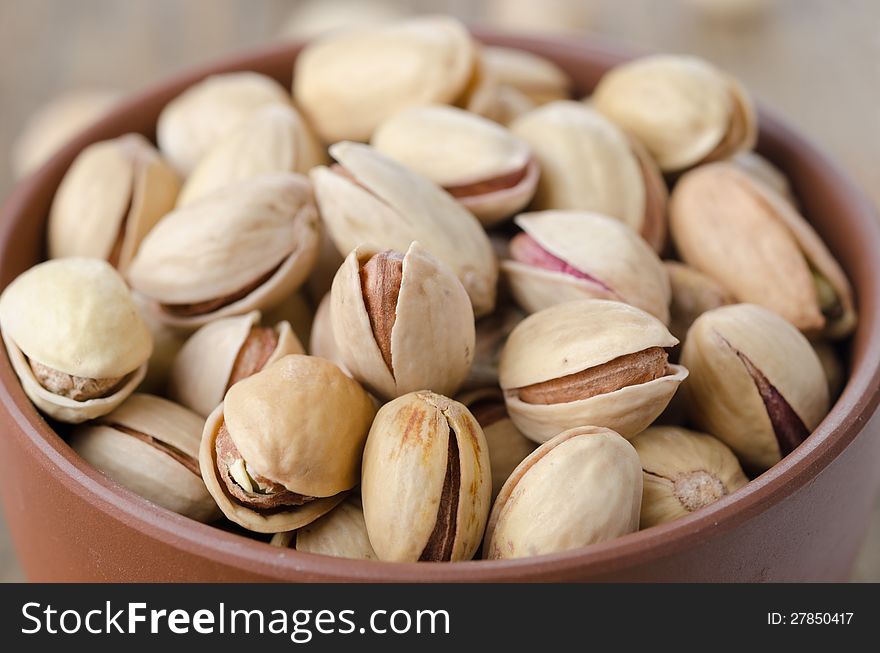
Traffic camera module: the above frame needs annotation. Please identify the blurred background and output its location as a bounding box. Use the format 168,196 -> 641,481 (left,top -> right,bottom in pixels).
0,0 -> 877,580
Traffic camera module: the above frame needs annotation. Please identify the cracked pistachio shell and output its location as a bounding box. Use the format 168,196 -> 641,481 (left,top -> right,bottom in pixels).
157,71 -> 290,176
670,162 -> 856,339
310,141 -> 498,317
128,173 -> 320,330
664,261 -> 734,344
293,15 -> 476,142
631,426 -> 748,528
200,355 -> 375,532
177,104 -> 326,207
371,105 -> 538,226
481,46 -> 571,106
70,393 -> 220,522
681,304 -> 829,472
330,242 -> 475,400
271,497 -> 377,560
0,258 -> 152,423
592,55 -> 757,172
309,293 -> 350,375
48,134 -> 180,273
361,391 -> 491,562
499,299 -> 686,442
168,310 -> 304,418
484,426 -> 641,559
510,101 -> 666,251
503,210 -> 670,322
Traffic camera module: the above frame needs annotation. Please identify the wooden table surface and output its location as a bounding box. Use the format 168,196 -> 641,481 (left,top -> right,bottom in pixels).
0,0 -> 877,581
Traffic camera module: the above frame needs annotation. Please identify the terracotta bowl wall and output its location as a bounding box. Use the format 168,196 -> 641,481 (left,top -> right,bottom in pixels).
1,33 -> 880,581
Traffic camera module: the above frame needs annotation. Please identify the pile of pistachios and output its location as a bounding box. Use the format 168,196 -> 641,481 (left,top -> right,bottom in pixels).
0,16 -> 855,563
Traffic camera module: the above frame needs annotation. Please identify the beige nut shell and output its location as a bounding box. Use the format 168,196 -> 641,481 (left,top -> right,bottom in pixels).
484,426 -> 642,559
70,393 -> 220,522
330,242 -> 475,400
293,15 -> 476,142
499,299 -> 685,442
361,391 -> 491,562
481,46 -> 571,106
309,293 -> 350,375
681,303 -> 829,471
48,133 -> 179,273
310,141 -> 498,317
168,310 -> 304,418
503,210 -> 670,322
271,497 -> 378,560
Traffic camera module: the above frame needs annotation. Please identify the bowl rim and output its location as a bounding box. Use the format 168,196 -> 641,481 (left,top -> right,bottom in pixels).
2,31 -> 880,581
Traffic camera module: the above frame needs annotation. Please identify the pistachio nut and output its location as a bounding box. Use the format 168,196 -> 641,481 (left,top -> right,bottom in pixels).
0,258 -> 152,423
309,293 -> 350,375
157,71 -> 290,176
70,393 -> 221,522
670,162 -> 856,339
270,497 -> 377,560
592,54 -> 757,172
293,15 -> 476,142
664,261 -> 734,344
47,133 -> 179,273
128,173 -> 320,330
463,302 -> 526,391
510,101 -> 667,251
681,303 -> 829,472
729,151 -> 796,206
330,242 -> 475,400
371,105 -> 538,226
630,426 -> 748,528
168,310 -> 305,418
503,210 -> 670,322
813,341 -> 845,400
481,46 -> 571,106
361,391 -> 491,562
200,354 -> 375,533
484,426 -> 642,559
177,103 -> 326,207
499,299 -> 687,443
310,141 -> 498,317
458,388 -> 536,501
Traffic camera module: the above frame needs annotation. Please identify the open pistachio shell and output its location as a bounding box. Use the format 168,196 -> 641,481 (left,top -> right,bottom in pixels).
503,210 -> 670,322
484,426 -> 642,559
592,55 -> 756,172
371,104 -> 538,226
670,162 -> 856,339
128,173 -> 320,330
168,310 -> 304,418
330,242 -> 475,400
481,46 -> 571,106
499,299 -> 686,442
361,391 -> 491,562
0,258 -> 152,423
157,71 -> 290,176
177,103 -> 326,207
270,497 -> 377,560
293,15 -> 476,142
70,394 -> 220,522
310,141 -> 498,317
631,426 -> 748,528
200,355 -> 375,533
681,304 -> 829,472
48,133 -> 179,273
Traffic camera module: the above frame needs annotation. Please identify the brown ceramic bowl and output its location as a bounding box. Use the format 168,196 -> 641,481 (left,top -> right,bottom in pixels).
2,32 -> 880,582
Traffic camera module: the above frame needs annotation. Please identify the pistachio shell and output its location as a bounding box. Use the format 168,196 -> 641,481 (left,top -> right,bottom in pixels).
260,291 -> 315,351
271,497 -> 377,560
503,210 -> 670,322
128,173 -> 320,329
664,261 -> 734,344
330,242 -> 475,400
493,85 -> 538,125
48,134 -> 179,273
310,141 -> 498,317
168,311 -> 304,418
132,291 -> 188,395
670,162 -> 856,339
481,46 -> 571,106
309,293 -> 350,375
361,391 -> 491,562
371,104 -> 537,225
157,71 -> 290,176
70,394 -> 220,522
484,426 -> 641,559
631,426 -> 748,528
681,303 -> 829,471
456,49 -> 503,122
294,15 -> 476,142
813,341 -> 845,400
592,55 -> 756,171
729,151 -> 796,205
462,303 -> 526,391
177,104 -> 326,207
